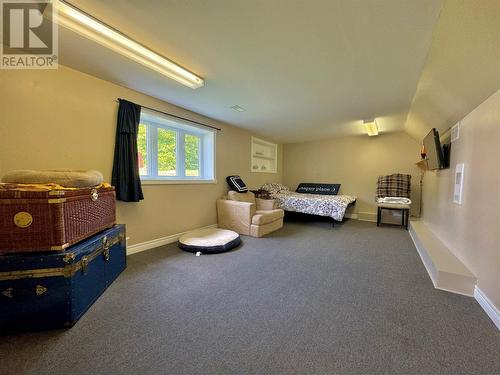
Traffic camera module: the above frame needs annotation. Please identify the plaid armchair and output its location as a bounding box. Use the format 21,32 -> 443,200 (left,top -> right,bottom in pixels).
376,174 -> 411,229
376,173 -> 411,198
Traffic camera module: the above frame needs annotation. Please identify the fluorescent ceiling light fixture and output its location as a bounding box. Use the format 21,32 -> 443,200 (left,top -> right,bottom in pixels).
231,105 -> 246,112
363,119 -> 379,136
54,1 -> 204,89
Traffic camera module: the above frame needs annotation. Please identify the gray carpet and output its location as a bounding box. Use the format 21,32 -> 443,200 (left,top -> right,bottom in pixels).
1,220 -> 499,375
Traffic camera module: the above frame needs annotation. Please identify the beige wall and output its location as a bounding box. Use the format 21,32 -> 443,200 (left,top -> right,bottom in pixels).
283,132 -> 421,220
421,90 -> 500,307
0,65 -> 282,245
403,0 -> 500,308
405,0 -> 500,141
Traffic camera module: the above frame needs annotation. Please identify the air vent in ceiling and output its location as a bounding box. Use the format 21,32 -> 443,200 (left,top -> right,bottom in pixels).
231,105 -> 246,112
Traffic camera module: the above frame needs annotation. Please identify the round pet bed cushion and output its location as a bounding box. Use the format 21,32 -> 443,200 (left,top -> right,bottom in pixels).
178,228 -> 241,254
2,169 -> 104,188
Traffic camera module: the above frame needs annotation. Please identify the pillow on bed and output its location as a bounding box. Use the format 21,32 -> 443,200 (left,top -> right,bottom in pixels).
226,175 -> 248,192
260,182 -> 289,194
296,183 -> 341,195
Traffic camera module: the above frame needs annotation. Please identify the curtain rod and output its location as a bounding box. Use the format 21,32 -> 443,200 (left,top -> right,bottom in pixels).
116,98 -> 221,131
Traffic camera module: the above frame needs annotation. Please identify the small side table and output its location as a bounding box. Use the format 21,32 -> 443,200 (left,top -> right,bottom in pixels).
377,205 -> 410,230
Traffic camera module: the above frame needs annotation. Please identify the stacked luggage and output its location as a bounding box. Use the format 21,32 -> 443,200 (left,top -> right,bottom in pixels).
0,170 -> 126,334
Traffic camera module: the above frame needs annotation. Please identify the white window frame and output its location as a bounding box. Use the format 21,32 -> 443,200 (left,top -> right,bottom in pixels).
138,110 -> 216,184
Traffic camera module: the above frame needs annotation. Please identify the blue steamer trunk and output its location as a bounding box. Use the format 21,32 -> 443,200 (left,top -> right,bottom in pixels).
0,225 -> 126,334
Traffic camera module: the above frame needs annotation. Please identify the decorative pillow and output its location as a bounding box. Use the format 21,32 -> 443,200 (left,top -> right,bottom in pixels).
226,175 -> 248,192
296,183 -> 341,195
260,182 -> 289,194
1,169 -> 104,188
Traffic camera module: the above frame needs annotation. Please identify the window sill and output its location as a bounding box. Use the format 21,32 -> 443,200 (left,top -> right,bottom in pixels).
140,179 -> 217,185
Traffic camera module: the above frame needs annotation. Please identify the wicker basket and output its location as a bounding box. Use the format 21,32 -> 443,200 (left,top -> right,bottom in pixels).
0,184 -> 116,254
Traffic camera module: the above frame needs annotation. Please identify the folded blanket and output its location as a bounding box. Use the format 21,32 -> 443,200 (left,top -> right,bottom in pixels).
376,174 -> 411,198
377,197 -> 412,205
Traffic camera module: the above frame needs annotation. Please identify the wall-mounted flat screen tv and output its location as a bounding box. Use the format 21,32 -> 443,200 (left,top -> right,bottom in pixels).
423,128 -> 444,170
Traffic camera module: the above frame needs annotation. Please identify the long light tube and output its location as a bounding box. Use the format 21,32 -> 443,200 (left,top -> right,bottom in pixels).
54,1 -> 204,89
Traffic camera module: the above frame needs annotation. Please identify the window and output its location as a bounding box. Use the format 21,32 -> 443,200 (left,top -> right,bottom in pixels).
137,110 -> 215,183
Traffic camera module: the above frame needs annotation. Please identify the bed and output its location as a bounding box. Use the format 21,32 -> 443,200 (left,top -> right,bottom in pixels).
260,183 -> 356,222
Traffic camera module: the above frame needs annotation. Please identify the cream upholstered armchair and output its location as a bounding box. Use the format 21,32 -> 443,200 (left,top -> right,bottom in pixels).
217,191 -> 284,237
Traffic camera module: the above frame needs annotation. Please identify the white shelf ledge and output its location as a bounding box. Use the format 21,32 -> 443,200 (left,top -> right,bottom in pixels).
252,154 -> 275,160
251,136 -> 277,173
409,220 -> 476,296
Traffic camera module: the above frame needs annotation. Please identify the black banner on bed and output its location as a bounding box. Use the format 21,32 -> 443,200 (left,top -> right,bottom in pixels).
296,183 -> 341,195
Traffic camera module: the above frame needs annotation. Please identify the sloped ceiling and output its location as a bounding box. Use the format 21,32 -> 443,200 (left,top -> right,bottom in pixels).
405,0 -> 500,141
60,0 -> 443,143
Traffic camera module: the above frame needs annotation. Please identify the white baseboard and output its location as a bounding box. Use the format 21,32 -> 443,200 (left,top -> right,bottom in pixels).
127,224 -> 218,255
474,286 -> 500,330
357,212 -> 377,222
344,213 -> 358,220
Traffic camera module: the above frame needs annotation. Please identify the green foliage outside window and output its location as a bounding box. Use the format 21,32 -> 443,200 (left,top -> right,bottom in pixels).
138,123 -> 201,177
137,124 -> 148,175
158,128 -> 176,176
185,134 -> 200,176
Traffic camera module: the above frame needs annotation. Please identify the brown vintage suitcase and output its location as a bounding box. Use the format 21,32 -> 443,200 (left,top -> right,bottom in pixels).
0,183 -> 116,254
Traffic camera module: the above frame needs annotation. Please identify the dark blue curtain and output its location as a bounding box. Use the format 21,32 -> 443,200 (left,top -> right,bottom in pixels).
111,99 -> 144,202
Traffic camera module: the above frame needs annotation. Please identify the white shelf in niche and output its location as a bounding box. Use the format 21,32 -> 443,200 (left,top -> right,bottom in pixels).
252,154 -> 274,160
251,136 -> 277,173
